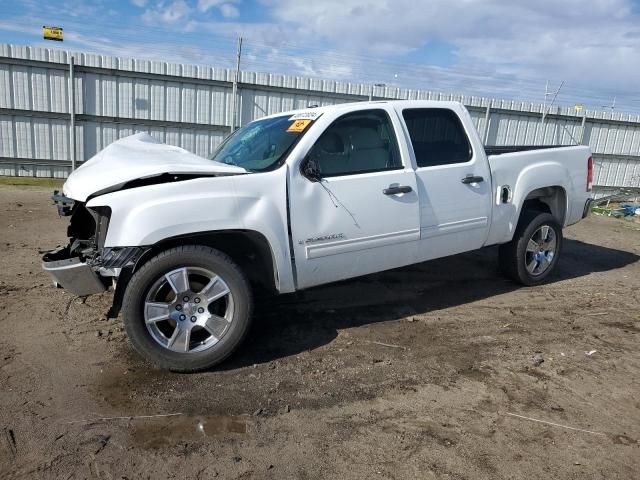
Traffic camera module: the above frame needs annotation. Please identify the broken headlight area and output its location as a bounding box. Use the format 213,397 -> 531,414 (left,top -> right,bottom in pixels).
42,194 -> 114,296
52,190 -> 75,216
63,201 -> 112,261
50,191 -> 111,257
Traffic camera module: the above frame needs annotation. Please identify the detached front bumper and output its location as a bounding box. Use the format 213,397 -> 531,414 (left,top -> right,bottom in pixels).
42,246 -> 107,296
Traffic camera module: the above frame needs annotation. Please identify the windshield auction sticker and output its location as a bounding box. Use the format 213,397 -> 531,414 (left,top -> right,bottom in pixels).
288,111 -> 322,121
287,119 -> 312,133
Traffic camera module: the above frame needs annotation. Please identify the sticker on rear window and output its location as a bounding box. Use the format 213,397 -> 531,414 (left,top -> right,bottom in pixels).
287,119 -> 312,133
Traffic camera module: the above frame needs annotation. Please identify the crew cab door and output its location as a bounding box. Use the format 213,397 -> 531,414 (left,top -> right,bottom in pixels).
289,108 -> 420,289
400,107 -> 492,260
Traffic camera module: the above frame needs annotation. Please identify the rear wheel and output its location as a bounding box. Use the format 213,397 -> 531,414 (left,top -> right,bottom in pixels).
122,245 -> 252,372
498,211 -> 562,286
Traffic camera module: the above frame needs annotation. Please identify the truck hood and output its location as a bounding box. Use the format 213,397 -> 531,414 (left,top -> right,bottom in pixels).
63,133 -> 246,201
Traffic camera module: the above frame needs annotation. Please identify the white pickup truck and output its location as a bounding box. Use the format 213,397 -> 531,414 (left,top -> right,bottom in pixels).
42,101 -> 594,371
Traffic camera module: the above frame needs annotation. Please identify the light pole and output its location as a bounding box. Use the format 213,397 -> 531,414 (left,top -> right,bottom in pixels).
230,36 -> 243,134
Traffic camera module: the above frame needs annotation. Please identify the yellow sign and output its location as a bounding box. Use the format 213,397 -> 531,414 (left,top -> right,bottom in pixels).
287,119 -> 311,133
43,26 -> 64,42
575,104 -> 583,111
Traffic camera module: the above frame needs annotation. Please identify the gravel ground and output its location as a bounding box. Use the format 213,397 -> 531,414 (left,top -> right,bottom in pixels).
1,185 -> 639,479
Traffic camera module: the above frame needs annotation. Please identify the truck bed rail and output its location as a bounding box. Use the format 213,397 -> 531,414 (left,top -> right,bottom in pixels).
485,145 -> 573,156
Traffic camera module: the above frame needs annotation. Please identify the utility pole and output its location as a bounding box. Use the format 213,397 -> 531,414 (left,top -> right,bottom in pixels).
69,55 -> 75,171
541,80 -> 549,123
541,80 -> 564,126
482,102 -> 492,145
230,36 -> 243,134
579,109 -> 587,144
601,96 -> 616,112
539,80 -> 564,145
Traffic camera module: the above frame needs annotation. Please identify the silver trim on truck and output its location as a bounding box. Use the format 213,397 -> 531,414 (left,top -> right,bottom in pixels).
42,249 -> 107,296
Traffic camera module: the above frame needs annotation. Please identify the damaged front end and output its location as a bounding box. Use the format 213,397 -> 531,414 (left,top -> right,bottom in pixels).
42,191 -> 143,297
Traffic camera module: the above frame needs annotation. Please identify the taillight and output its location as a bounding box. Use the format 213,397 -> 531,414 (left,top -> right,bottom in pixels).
587,156 -> 593,192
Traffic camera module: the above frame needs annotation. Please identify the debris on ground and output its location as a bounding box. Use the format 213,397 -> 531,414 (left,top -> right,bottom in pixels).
365,340 -> 406,350
531,353 -> 545,367
505,413 -> 606,436
91,434 -> 111,455
621,204 -> 640,216
1,428 -> 17,460
592,200 -> 640,223
279,405 -> 290,414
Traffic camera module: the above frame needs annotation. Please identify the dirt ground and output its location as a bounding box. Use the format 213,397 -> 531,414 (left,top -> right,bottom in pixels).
1,184 -> 639,480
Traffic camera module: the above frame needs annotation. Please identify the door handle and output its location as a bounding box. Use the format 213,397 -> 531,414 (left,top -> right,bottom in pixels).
461,175 -> 484,184
383,185 -> 412,195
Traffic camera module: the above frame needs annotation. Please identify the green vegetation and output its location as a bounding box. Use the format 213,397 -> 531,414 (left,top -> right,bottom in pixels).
0,176 -> 65,188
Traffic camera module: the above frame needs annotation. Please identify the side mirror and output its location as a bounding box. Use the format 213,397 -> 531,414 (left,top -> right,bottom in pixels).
302,157 -> 322,182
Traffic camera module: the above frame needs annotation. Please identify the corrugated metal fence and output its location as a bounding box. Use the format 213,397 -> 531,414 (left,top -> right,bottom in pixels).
1,43 -> 639,198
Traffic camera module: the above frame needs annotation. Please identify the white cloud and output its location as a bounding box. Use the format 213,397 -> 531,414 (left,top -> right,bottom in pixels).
264,0 -> 640,95
198,0 -> 241,17
219,3 -> 240,18
0,20 -> 39,36
131,0 -> 147,7
142,0 -> 191,24
197,0 -> 225,12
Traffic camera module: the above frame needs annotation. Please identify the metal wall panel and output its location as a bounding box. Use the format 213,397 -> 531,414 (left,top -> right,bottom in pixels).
0,115 -> 14,157
80,120 -> 227,159
0,42 -> 638,195
0,113 -> 70,160
592,187 -> 640,201
0,64 -> 11,108
487,112 -> 585,147
593,155 -> 640,188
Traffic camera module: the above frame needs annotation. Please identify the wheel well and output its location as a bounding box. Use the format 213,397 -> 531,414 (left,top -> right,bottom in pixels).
106,231 -> 277,319
135,230 -> 278,293
520,186 -> 567,225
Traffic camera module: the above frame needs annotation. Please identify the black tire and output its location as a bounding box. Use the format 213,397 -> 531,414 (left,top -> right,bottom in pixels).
122,245 -> 252,372
498,211 -> 563,286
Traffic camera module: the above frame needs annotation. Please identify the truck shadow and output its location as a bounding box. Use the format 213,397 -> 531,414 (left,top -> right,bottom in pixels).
222,239 -> 639,370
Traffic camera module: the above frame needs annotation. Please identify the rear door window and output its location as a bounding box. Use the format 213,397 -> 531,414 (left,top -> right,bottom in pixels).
402,109 -> 472,167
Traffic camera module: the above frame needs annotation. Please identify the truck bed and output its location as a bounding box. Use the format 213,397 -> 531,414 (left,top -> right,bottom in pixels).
484,144 -> 592,247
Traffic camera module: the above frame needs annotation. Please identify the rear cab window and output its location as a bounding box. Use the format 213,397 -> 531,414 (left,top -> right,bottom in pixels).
402,108 -> 473,168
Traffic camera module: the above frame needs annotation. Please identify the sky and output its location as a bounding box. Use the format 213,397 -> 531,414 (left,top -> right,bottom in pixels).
1,0 -> 640,113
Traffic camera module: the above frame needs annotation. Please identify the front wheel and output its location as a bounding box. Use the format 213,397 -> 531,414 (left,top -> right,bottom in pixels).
498,211 -> 563,286
122,245 -> 252,372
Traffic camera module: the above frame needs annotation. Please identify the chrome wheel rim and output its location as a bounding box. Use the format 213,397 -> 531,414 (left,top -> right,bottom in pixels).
525,225 -> 557,276
144,267 -> 234,354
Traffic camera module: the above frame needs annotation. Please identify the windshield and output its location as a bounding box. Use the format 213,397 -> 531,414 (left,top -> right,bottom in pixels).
208,115 -> 310,171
